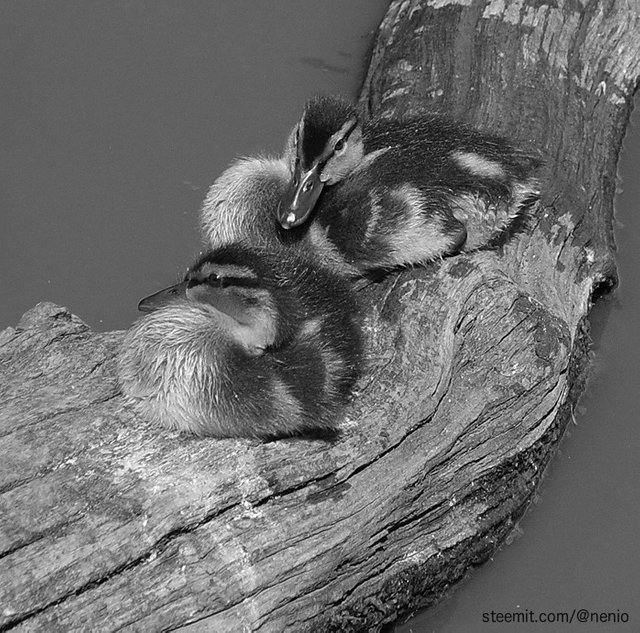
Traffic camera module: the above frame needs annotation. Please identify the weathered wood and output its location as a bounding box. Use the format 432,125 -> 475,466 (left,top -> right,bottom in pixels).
1,1 -> 639,631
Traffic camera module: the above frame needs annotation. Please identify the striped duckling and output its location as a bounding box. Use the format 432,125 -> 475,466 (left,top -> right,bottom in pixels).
118,243 -> 362,440
278,95 -> 541,271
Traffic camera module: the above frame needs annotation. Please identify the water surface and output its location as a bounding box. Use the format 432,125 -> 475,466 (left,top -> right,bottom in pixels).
0,0 -> 388,330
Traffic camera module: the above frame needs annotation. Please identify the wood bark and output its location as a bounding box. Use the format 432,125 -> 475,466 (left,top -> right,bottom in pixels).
1,1 -> 639,631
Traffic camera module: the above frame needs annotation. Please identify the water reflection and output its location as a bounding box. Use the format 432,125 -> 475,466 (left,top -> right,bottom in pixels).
300,56 -> 350,74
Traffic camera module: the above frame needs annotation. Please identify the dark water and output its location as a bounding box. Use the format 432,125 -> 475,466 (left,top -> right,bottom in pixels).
0,0 -> 389,331
2,3 -> 638,632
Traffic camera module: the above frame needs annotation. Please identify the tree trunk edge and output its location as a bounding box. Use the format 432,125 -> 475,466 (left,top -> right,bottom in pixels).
313,312 -> 594,632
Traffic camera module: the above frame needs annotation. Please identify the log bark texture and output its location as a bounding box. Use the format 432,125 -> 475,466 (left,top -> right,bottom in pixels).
2,1 -> 639,631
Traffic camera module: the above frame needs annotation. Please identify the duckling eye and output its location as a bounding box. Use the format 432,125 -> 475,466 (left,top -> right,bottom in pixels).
334,139 -> 345,153
207,273 -> 220,285
303,179 -> 314,192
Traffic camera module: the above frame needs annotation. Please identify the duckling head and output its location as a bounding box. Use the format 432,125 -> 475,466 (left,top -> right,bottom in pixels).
279,95 -> 364,229
137,247 -> 293,356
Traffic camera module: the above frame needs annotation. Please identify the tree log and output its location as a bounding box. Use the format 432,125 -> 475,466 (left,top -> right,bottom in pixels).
1,1 -> 639,631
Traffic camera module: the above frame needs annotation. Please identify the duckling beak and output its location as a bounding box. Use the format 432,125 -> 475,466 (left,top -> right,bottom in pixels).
279,163 -> 324,229
137,281 -> 188,312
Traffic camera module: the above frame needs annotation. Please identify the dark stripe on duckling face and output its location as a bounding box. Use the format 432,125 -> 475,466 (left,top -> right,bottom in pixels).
278,118 -> 362,229
280,102 -> 361,229
188,259 -> 259,285
299,95 -> 357,168
190,274 -> 263,290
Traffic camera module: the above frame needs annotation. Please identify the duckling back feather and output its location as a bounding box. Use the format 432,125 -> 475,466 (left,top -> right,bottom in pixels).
200,156 -> 290,249
355,111 -> 542,252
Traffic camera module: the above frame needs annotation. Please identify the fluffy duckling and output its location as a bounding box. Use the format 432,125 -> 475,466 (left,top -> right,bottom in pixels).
200,156 -> 289,250
279,95 -> 541,271
199,154 -> 359,277
118,244 -> 362,440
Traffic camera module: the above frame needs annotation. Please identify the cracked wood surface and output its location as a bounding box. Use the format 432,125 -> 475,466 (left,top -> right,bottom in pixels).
1,1 -> 639,631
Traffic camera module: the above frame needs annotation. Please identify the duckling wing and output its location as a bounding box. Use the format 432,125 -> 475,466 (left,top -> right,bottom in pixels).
315,164 -> 466,270
358,118 -> 541,253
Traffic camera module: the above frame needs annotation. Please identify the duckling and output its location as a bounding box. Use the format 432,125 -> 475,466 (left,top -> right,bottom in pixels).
279,95 -> 541,271
200,153 -> 360,278
118,243 -> 362,440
